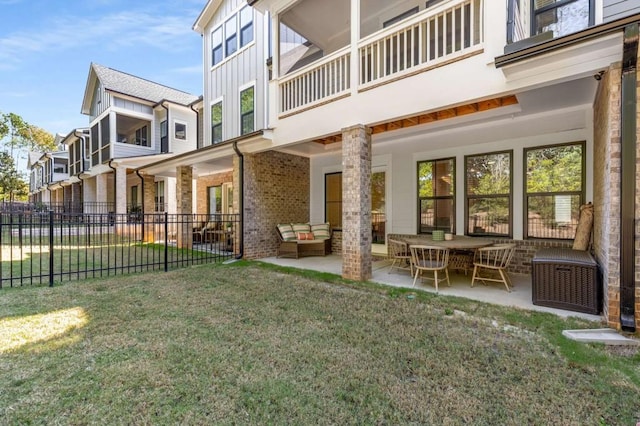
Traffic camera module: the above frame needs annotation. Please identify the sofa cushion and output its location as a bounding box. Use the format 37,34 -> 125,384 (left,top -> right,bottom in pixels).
277,223 -> 296,241
296,232 -> 315,240
292,223 -> 311,233
311,223 -> 330,240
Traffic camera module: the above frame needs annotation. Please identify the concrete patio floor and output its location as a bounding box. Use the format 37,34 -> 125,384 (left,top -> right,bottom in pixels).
260,254 -> 603,322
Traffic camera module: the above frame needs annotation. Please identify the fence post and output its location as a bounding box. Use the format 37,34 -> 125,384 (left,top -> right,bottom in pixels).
49,210 -> 54,287
164,212 -> 168,272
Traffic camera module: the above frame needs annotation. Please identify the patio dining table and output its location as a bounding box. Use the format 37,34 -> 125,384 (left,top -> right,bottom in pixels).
400,235 -> 494,275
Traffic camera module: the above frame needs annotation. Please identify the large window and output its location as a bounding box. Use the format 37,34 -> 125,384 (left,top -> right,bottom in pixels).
533,0 -> 592,38
208,185 -> 222,215
525,142 -> 584,239
418,158 -> 455,233
211,5 -> 254,67
465,151 -> 512,237
211,101 -> 223,144
240,86 -> 255,135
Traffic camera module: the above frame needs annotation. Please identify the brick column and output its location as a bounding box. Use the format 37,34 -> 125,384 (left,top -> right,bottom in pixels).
96,173 -> 108,212
71,183 -> 82,213
114,166 -> 127,216
141,174 -> 156,243
176,166 -> 193,248
233,155 -> 242,257
341,124 -> 372,281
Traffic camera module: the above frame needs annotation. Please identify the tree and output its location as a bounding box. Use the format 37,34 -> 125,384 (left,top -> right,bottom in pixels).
0,112 -> 56,162
0,152 -> 28,202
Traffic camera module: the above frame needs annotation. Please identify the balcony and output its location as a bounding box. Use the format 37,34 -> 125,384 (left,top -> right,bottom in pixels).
276,0 -> 483,116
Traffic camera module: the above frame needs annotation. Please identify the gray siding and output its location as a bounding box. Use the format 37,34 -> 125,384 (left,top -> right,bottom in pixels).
113,98 -> 154,115
604,0 -> 640,21
90,83 -> 111,121
203,0 -> 267,146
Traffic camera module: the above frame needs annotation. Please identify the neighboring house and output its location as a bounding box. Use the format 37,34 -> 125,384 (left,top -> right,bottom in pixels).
78,63 -> 201,215
27,138 -> 69,209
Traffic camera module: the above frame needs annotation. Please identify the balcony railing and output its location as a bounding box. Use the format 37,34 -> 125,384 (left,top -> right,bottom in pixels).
359,0 -> 483,89
279,48 -> 351,115
277,0 -> 483,115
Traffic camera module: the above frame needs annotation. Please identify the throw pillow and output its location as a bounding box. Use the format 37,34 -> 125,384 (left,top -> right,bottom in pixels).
311,223 -> 330,240
292,223 -> 311,233
296,232 -> 315,240
277,223 -> 296,241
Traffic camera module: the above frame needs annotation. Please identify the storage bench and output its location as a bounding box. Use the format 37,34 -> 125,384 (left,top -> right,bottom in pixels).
532,248 -> 601,314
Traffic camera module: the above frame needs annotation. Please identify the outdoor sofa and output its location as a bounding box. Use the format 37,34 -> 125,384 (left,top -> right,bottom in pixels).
276,223 -> 331,258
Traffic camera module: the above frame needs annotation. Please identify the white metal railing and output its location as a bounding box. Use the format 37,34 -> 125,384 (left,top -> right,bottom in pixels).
359,0 -> 483,89
279,47 -> 351,115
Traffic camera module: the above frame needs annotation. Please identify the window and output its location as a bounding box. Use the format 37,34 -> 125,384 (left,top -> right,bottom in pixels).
160,120 -> 168,153
135,125 -> 148,146
130,185 -> 138,207
465,151 -> 512,237
211,6 -> 254,67
239,5 -> 254,48
208,186 -> 222,215
418,158 -> 455,233
525,142 -> 584,239
533,0 -> 592,38
325,173 -> 342,229
154,181 -> 165,212
240,86 -> 254,135
225,15 -> 238,57
174,122 -> 186,140
211,101 -> 223,144
212,27 -> 223,66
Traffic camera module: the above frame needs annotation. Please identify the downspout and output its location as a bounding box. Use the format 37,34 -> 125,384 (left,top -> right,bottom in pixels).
189,101 -> 201,149
135,169 -> 145,238
73,130 -> 87,213
232,141 -> 244,259
619,23 -> 638,332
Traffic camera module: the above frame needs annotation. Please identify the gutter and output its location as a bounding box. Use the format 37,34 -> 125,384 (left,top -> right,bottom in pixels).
159,101 -> 169,154
189,99 -> 201,149
135,169 -> 145,238
495,14 -> 640,68
107,159 -> 117,213
619,23 -> 638,332
232,141 -> 244,259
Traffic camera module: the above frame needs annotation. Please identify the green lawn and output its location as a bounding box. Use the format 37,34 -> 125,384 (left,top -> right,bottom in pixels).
0,261 -> 638,425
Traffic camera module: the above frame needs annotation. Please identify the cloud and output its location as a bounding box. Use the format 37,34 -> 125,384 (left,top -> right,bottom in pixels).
0,7 -> 199,68
169,64 -> 202,75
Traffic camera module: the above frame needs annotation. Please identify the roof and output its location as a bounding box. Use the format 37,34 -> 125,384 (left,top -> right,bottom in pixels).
82,63 -> 199,113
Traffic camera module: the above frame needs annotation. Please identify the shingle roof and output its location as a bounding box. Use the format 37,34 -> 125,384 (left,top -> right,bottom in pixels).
92,63 -> 199,106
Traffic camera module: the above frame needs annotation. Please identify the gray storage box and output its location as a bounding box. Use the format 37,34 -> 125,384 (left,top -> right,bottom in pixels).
532,248 -> 601,315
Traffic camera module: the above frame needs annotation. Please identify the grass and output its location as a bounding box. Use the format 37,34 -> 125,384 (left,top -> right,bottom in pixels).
0,261 -> 639,425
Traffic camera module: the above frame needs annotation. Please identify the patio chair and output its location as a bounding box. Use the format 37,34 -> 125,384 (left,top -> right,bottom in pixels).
410,245 -> 450,292
387,239 -> 413,275
471,244 -> 516,292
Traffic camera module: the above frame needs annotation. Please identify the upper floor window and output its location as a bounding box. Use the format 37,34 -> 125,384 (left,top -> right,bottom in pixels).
211,6 -> 254,68
240,6 -> 254,48
465,151 -> 512,237
240,86 -> 255,135
525,142 -> 584,239
533,0 -> 592,38
211,101 -> 223,144
418,158 -> 455,234
160,120 -> 168,153
175,122 -> 186,140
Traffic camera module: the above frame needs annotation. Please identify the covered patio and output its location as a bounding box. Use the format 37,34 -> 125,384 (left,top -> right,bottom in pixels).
260,253 -> 601,322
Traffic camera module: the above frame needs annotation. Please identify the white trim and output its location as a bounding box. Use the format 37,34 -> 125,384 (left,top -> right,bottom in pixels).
173,119 -> 188,142
209,4 -> 256,71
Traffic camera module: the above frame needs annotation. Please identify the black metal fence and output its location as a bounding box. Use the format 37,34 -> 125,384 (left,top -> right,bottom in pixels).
0,212 -> 241,288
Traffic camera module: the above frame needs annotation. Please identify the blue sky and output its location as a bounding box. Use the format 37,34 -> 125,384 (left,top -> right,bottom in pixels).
0,0 -> 204,168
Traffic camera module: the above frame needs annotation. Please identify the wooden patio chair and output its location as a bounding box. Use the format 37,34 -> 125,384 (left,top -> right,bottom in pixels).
471,243 -> 516,292
387,238 -> 413,275
410,245 -> 450,292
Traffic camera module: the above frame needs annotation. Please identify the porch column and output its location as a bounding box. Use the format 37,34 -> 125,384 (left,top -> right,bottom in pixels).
114,166 -> 127,216
142,174 -> 156,243
176,165 -> 193,248
71,183 -> 82,213
341,124 -> 372,281
95,173 -> 109,214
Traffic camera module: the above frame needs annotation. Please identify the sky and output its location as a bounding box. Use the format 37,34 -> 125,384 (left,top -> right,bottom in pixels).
0,0 -> 205,171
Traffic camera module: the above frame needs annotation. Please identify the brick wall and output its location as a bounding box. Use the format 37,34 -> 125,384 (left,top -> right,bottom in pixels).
593,63 -> 623,328
195,171 -> 233,215
242,151 -> 310,259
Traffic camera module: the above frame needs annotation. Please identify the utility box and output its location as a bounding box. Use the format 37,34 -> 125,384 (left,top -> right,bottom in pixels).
532,248 -> 601,315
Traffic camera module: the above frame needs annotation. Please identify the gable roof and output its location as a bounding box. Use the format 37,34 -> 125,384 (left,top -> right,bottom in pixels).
81,63 -> 199,114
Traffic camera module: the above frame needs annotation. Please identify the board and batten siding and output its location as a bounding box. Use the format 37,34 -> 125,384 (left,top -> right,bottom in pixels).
604,0 -> 640,21
90,83 -> 111,121
203,0 -> 267,146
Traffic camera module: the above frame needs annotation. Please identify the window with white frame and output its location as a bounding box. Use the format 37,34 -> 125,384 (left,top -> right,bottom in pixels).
211,5 -> 254,67
240,86 -> 255,135
155,180 -> 165,212
211,101 -> 223,144
174,122 -> 186,140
